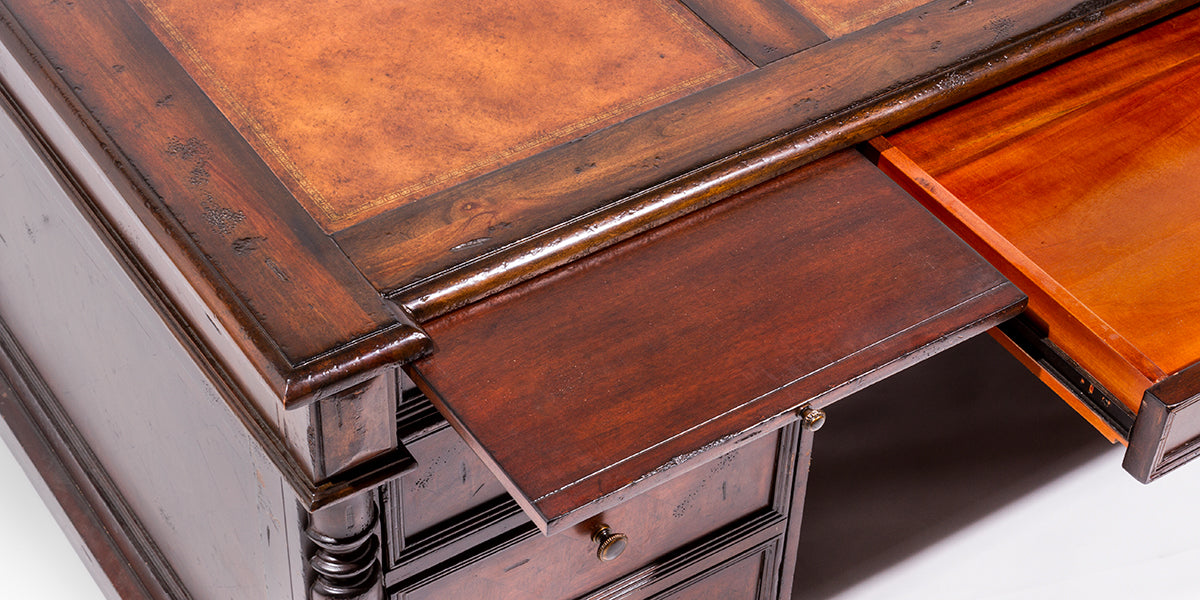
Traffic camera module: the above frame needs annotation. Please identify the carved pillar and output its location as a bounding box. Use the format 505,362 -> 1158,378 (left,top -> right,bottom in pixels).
301,366 -> 412,598
307,491 -> 383,600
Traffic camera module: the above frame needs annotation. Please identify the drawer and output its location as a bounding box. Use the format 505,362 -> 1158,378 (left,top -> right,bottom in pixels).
381,402 -> 526,578
645,540 -> 782,600
386,425 -> 798,600
397,418 -> 508,537
878,6 -> 1200,482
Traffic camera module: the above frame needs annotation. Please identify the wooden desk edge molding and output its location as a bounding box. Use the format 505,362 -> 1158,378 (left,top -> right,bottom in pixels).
376,0 -> 1192,323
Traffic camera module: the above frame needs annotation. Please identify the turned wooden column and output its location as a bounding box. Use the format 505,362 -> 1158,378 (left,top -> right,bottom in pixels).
303,370 -> 402,599
308,491 -> 383,600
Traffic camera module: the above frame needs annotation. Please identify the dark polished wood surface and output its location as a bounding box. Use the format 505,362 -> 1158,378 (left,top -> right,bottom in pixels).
680,0 -> 828,66
0,0 -> 429,408
392,430 -> 788,600
0,97 -> 306,596
0,324 -> 180,600
1126,363 -> 1200,482
345,0 -> 1181,313
411,149 -> 1023,534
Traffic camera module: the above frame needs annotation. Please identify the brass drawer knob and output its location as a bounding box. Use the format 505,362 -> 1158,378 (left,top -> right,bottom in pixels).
591,523 -> 628,562
801,407 -> 826,431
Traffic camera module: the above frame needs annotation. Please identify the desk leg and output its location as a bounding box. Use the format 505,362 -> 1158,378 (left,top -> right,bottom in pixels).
308,491 -> 384,600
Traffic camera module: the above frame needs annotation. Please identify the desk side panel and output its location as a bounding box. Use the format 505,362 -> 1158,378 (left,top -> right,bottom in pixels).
0,32 -> 325,477
0,100 -> 303,598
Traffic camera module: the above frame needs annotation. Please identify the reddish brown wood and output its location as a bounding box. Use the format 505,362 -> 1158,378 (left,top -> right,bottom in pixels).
681,0 -> 828,66
776,420 -> 814,598
381,421 -> 527,583
623,532 -> 785,600
410,149 -> 1024,534
0,103 -> 311,592
395,424 -> 511,541
307,492 -> 383,599
313,371 -> 398,479
5,0 -> 1193,595
884,6 -> 1200,480
374,0 -> 1189,322
655,547 -> 771,600
885,5 -> 1200,411
0,62 -> 414,510
390,431 -> 787,600
870,137 -> 1156,418
786,0 -> 932,38
1126,361 -> 1200,482
985,328 -> 1124,443
0,0 -> 1182,409
340,0 -> 1186,298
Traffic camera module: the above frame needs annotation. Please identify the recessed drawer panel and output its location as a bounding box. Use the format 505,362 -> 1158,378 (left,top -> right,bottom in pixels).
395,423 -> 510,540
389,427 -> 791,600
648,542 -> 777,600
382,397 -> 528,578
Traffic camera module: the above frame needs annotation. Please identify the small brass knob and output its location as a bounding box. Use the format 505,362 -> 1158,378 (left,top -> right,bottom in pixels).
801,407 -> 826,432
591,523 -> 628,562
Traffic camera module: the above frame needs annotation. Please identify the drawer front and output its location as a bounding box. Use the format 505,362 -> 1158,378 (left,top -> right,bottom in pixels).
648,541 -> 779,600
1126,363 -> 1200,483
394,422 -> 511,539
388,426 -> 797,600
382,416 -> 526,577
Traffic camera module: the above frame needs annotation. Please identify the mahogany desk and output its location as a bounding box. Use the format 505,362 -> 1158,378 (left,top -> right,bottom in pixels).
0,1 -> 1192,598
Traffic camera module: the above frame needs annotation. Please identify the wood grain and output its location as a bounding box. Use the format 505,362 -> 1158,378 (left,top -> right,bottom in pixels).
394,432 -> 781,600
681,0 -> 828,66
0,77 -> 413,508
348,0 -> 1189,322
887,5 -> 1200,405
409,150 -> 1024,534
1126,360 -> 1200,481
396,424 -> 511,541
986,327 -> 1125,443
0,102 -> 303,595
0,0 -> 1180,407
344,0 -> 1127,291
312,371 -> 397,478
786,0 -> 932,38
870,137 -> 1157,413
656,547 -> 770,600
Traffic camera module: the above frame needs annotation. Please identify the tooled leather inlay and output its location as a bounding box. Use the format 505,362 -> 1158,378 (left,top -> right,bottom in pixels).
133,0 -> 750,230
